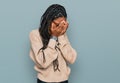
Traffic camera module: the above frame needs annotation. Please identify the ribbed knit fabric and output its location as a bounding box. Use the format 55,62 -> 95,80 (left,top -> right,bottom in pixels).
29,29 -> 77,82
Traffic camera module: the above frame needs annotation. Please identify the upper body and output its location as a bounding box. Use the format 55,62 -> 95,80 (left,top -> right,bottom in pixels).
29,4 -> 77,82
29,29 -> 77,82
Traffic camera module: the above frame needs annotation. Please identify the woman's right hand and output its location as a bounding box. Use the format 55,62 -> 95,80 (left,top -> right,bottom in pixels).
50,21 -> 68,37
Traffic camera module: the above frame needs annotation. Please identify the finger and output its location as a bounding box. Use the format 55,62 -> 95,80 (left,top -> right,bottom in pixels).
56,21 -> 66,33
57,26 -> 63,34
50,23 -> 57,34
57,22 -> 64,31
62,25 -> 68,33
58,22 -> 64,28
51,23 -> 55,30
62,28 -> 67,34
64,22 -> 69,29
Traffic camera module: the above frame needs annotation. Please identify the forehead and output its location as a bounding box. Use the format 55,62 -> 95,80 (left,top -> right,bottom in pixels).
53,17 -> 66,23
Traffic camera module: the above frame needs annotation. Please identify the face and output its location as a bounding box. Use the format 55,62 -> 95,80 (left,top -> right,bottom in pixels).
52,17 -> 67,27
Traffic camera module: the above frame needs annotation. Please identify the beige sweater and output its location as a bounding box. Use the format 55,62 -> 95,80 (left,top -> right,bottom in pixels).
29,29 -> 77,82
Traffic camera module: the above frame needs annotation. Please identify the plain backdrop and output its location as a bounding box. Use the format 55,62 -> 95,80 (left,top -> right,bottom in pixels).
0,0 -> 120,83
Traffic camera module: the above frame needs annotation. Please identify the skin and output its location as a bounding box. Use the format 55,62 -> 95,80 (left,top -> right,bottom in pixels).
50,17 -> 69,37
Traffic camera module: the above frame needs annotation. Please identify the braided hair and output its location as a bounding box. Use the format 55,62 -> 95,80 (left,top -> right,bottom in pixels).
38,4 -> 67,71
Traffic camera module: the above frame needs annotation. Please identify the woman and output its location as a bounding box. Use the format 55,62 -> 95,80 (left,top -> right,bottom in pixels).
29,4 -> 77,83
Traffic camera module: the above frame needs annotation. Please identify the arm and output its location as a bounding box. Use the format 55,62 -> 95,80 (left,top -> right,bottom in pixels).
58,33 -> 77,64
29,30 -> 58,69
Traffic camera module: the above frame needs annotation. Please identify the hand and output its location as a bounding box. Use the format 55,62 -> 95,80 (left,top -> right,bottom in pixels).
50,20 -> 69,37
59,21 -> 69,35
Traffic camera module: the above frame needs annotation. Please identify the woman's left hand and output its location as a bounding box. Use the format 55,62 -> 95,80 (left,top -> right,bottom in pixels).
59,21 -> 69,35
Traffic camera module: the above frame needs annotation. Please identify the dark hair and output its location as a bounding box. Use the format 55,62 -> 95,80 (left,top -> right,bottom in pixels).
38,4 -> 67,71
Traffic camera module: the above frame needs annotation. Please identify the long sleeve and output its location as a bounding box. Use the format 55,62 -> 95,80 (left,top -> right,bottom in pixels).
58,33 -> 77,64
29,30 -> 58,69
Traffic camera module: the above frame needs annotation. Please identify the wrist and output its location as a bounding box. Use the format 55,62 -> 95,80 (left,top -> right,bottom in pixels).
50,35 -> 58,41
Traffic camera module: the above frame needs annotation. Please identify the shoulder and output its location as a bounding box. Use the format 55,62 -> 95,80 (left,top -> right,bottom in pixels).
29,29 -> 41,40
29,29 -> 39,35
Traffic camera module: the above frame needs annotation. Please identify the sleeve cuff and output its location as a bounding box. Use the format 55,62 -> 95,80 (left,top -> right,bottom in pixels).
58,34 -> 68,47
48,39 -> 56,49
